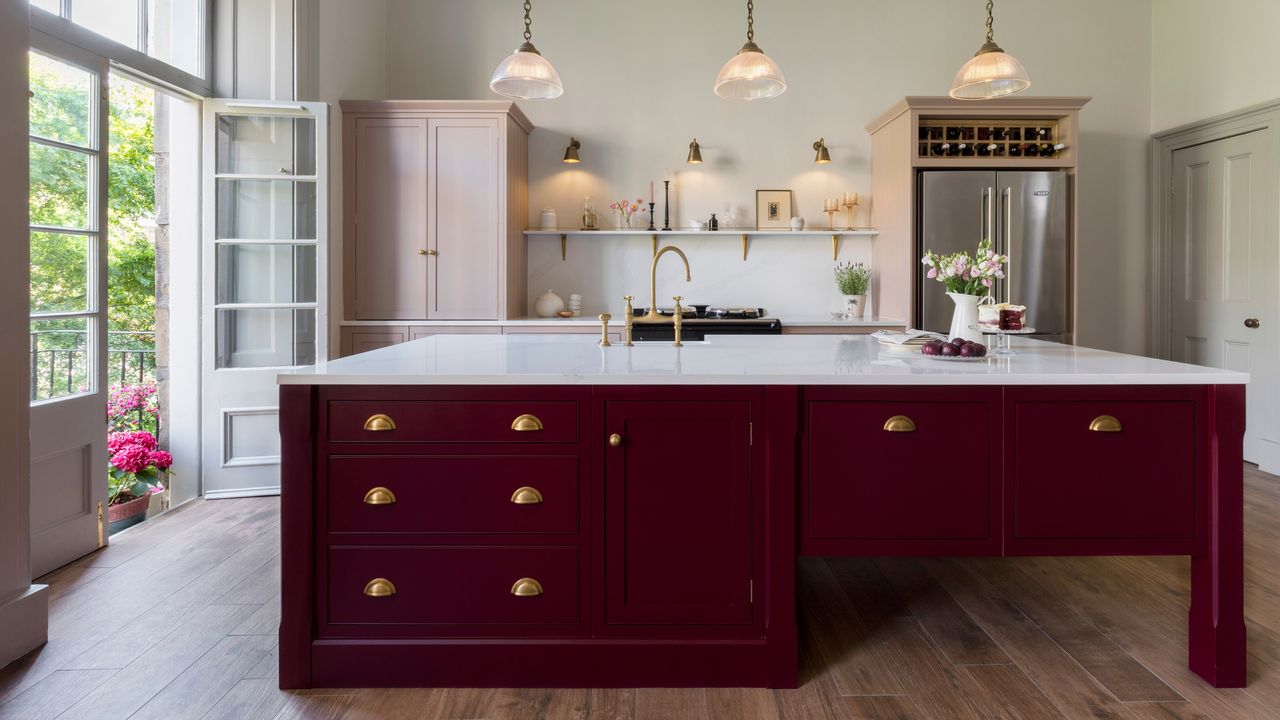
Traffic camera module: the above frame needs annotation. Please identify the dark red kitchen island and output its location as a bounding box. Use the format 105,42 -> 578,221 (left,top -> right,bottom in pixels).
277,334 -> 1247,690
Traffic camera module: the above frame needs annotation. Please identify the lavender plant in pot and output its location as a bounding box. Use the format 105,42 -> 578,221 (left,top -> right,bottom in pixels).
920,237 -> 1007,342
834,262 -> 873,319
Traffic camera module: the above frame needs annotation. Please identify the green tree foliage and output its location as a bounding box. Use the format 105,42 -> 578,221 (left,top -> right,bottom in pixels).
29,56 -> 157,337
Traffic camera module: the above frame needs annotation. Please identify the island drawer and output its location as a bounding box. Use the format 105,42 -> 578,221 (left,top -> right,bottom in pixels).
806,395 -> 995,542
326,545 -> 579,626
1010,390 -> 1199,540
326,400 -> 578,444
326,455 -> 579,534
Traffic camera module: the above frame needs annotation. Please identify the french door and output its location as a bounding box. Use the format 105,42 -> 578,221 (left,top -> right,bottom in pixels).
27,42 -> 110,575
201,100 -> 327,497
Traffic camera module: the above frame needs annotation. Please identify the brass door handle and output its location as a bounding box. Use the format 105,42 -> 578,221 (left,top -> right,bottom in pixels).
425,249 -> 438,256
608,433 -> 622,447
511,414 -> 544,432
1089,415 -> 1123,433
363,578 -> 396,597
1245,318 -> 1261,329
363,413 -> 396,432
510,486 -> 544,504
883,415 -> 917,433
511,578 -> 544,597
363,487 -> 397,505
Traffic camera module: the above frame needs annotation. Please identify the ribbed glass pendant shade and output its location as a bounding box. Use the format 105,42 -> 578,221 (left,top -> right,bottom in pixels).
949,43 -> 1030,99
490,42 -> 563,100
714,43 -> 787,101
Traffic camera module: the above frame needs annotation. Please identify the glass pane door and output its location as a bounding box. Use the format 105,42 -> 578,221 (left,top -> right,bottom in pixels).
201,101 -> 327,498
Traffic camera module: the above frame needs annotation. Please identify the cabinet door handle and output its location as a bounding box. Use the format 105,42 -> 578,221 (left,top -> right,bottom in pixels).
883,415 -> 917,433
510,486 -> 544,504
608,433 -> 623,447
426,249 -> 438,256
1089,415 -> 1123,433
511,577 -> 544,597
363,578 -> 396,597
363,413 -> 396,432
511,414 -> 544,432
1245,318 -> 1261,329
362,487 -> 397,505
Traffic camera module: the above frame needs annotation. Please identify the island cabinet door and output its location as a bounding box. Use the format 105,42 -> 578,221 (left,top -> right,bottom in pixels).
600,392 -> 758,629
802,387 -> 1001,556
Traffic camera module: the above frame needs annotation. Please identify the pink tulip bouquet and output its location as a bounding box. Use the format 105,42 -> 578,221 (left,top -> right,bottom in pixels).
921,238 -> 1008,297
609,198 -> 644,229
107,430 -> 172,506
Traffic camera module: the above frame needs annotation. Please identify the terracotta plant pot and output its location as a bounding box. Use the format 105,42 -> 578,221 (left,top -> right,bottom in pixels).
107,493 -> 150,534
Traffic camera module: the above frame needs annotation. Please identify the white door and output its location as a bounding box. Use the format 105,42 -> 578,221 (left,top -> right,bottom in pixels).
27,47 -> 111,575
201,101 -> 327,497
1170,129 -> 1280,473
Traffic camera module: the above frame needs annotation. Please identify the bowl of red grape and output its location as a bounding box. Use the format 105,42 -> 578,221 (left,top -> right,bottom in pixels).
919,337 -> 988,361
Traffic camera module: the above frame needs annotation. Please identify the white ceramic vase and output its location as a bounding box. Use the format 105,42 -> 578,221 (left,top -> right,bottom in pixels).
947,292 -> 989,342
843,294 -> 866,320
534,290 -> 565,318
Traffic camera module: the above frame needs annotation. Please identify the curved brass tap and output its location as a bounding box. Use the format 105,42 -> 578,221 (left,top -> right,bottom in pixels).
638,245 -> 692,323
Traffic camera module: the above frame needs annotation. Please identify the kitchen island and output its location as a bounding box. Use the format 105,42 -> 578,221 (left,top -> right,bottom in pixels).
277,334 -> 1247,690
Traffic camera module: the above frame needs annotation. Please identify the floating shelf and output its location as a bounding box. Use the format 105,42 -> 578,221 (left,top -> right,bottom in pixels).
524,228 -> 880,261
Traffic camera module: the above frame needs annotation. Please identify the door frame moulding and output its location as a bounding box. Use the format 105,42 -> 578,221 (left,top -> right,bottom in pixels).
1150,98 -> 1280,359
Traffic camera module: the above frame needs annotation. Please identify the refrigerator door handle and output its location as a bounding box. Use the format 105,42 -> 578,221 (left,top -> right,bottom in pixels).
981,187 -> 991,243
1001,186 -> 1012,305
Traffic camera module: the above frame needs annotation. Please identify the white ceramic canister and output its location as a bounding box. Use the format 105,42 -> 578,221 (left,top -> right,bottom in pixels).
534,290 -> 566,318
539,207 -> 558,230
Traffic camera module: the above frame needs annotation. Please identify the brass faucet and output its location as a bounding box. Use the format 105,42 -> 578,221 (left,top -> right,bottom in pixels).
636,245 -> 692,324
622,296 -> 635,346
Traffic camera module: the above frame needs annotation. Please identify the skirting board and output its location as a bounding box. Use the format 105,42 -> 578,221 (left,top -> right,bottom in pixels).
0,584 -> 48,667
203,486 -> 281,500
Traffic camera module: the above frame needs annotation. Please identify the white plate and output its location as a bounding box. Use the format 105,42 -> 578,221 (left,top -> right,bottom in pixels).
919,353 -> 990,362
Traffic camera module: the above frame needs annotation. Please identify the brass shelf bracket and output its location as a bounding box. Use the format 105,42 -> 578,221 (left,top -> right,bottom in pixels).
560,233 -> 567,261
741,233 -> 749,261
832,234 -> 839,260
651,234 -> 658,257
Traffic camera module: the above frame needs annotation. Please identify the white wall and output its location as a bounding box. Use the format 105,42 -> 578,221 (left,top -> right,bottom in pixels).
318,0 -> 386,356
362,0 -> 1154,351
1151,0 -> 1280,132
0,0 -> 47,667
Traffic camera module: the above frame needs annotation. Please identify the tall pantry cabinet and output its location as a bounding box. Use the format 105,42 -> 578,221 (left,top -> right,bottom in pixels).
341,100 -> 531,323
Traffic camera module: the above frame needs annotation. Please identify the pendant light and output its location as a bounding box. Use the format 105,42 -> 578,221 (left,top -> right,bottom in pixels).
490,0 -> 563,100
949,0 -> 1030,100
714,0 -> 786,101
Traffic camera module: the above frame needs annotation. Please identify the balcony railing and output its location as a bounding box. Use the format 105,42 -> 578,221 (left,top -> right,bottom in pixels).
30,329 -> 157,402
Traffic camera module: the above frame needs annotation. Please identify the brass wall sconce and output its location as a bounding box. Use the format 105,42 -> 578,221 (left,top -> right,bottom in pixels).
687,138 -> 703,164
563,137 -> 581,164
813,138 -> 831,164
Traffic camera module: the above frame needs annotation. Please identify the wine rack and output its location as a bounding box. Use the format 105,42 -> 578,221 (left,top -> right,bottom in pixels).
917,118 -> 1064,159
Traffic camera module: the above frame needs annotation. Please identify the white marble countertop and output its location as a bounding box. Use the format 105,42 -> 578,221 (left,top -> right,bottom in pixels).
279,334 -> 1247,386
339,316 -> 905,328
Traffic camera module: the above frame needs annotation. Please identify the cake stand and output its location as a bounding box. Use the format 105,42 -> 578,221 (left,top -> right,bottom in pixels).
969,324 -> 1037,356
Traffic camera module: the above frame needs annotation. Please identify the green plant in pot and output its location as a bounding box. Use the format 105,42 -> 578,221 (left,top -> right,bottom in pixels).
107,430 -> 172,533
834,262 -> 873,319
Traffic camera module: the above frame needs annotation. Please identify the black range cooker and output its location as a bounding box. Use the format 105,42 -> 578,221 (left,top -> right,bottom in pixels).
630,305 -> 782,342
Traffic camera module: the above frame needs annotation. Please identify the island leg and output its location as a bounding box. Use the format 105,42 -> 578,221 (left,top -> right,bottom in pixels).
1188,384 -> 1246,687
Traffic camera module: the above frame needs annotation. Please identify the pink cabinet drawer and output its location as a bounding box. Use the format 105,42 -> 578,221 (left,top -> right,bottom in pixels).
327,400 -> 578,443
326,546 -> 579,625
326,455 -> 579,534
808,399 -> 993,540
1012,397 -> 1197,539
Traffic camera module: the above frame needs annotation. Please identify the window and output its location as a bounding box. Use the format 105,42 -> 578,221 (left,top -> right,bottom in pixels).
31,0 -> 203,77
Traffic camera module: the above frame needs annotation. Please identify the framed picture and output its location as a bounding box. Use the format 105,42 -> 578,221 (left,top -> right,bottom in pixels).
755,189 -> 792,229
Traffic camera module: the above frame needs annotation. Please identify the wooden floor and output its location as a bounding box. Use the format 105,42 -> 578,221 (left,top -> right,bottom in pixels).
3,467 -> 1280,720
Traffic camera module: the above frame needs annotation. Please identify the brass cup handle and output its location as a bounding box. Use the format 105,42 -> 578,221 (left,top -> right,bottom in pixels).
1088,415 -> 1123,433
363,578 -> 396,597
608,433 -> 622,447
511,414 -> 544,432
883,415 -> 917,433
363,486 -> 397,505
363,413 -> 396,432
510,486 -> 544,504
1245,318 -> 1261,329
511,577 -> 544,597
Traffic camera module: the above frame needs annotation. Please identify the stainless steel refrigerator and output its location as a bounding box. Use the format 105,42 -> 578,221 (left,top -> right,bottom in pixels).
917,171 -> 1069,338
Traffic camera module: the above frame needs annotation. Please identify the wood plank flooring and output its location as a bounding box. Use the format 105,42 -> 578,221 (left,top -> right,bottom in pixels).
2,465 -> 1279,719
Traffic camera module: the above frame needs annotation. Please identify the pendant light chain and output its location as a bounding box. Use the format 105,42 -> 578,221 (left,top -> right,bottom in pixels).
523,0 -> 532,43
746,0 -> 754,43
985,0 -> 994,43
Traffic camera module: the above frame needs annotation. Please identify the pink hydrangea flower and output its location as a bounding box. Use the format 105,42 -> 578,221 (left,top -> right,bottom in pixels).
110,444 -> 152,474
108,430 -> 157,454
148,450 -> 173,469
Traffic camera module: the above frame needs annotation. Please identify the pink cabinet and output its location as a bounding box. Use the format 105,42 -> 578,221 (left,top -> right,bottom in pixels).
601,392 -> 758,628
342,101 -> 531,323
